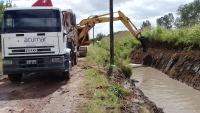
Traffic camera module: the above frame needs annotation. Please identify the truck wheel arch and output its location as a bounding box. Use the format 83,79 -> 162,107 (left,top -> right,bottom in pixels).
8,74 -> 22,82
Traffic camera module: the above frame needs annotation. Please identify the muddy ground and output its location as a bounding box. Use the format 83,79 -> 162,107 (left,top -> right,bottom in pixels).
131,42 -> 200,91
0,58 -> 86,113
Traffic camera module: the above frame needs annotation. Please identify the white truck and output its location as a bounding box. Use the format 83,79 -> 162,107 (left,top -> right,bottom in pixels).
1,7 -> 78,82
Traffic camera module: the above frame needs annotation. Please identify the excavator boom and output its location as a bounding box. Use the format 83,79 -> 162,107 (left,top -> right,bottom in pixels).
79,11 -> 140,38
77,11 -> 150,52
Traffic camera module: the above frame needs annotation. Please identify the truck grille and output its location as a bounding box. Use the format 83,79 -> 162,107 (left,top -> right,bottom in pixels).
18,58 -> 45,68
8,46 -> 55,55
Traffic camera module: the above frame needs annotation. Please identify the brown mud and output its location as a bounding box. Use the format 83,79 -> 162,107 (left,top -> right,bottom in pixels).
0,58 -> 85,113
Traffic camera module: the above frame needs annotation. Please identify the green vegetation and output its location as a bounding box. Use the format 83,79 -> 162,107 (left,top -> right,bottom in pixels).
144,23 -> 200,50
0,0 -> 16,32
155,0 -> 200,29
0,55 -> 2,69
83,44 -> 132,113
90,33 -> 106,44
141,20 -> 151,30
83,32 -> 143,112
99,31 -> 141,78
109,84 -> 129,98
175,0 -> 200,28
88,31 -> 141,78
157,13 -> 174,29
140,104 -> 151,113
83,30 -> 159,112
0,0 -> 16,50
84,69 -> 129,113
141,0 -> 200,50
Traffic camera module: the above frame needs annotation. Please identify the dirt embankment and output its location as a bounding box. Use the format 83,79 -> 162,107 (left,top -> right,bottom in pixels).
131,42 -> 200,91
108,69 -> 164,113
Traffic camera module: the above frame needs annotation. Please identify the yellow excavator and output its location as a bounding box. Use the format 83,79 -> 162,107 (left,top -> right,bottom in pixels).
76,10 -> 150,57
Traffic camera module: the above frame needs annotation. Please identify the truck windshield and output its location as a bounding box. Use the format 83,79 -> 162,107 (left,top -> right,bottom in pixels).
1,9 -> 61,33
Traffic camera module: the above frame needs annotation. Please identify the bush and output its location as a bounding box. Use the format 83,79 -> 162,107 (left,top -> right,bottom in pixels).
109,84 -> 128,98
144,23 -> 200,50
99,32 -> 139,77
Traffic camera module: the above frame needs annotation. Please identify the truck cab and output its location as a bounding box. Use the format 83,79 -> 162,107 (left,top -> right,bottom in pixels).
1,7 -> 72,82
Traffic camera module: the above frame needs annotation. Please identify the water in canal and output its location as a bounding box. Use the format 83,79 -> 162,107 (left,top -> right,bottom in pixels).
130,66 -> 200,113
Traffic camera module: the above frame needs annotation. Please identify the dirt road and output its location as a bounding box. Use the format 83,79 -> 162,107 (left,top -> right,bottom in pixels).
0,58 -> 86,113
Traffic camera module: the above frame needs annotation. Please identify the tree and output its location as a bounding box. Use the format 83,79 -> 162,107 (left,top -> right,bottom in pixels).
176,0 -> 200,27
0,0 -> 16,49
0,0 -> 16,32
141,20 -> 151,29
90,32 -> 106,44
157,13 -> 174,29
174,17 -> 183,28
95,33 -> 106,41
177,3 -> 194,26
164,13 -> 174,29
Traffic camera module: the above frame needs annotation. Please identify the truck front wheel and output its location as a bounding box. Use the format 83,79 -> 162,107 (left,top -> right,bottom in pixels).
8,74 -> 22,82
62,71 -> 70,80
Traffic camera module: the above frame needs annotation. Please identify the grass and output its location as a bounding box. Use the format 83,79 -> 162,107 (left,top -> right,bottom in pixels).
99,31 -> 141,78
84,69 -> 128,113
81,21 -> 200,113
140,104 -> 151,113
83,30 -> 164,113
83,45 -> 131,113
86,45 -> 109,66
144,23 -> 200,50
0,54 -> 2,70
83,29 -> 161,112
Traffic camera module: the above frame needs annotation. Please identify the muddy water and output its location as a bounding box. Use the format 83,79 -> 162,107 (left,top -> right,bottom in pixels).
130,66 -> 200,113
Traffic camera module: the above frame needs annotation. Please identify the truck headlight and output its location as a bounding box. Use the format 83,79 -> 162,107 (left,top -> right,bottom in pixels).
3,60 -> 12,64
52,57 -> 64,62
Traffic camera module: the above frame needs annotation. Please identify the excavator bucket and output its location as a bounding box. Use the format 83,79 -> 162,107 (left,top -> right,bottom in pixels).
138,36 -> 150,52
32,0 -> 53,7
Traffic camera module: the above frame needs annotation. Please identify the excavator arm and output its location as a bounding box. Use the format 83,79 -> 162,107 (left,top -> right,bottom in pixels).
77,10 -> 150,52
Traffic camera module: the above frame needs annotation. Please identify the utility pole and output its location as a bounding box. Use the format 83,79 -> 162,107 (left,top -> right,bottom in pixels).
93,27 -> 94,46
109,0 -> 114,75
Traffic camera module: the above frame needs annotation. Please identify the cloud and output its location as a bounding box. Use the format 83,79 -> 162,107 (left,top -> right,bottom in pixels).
10,0 -> 193,37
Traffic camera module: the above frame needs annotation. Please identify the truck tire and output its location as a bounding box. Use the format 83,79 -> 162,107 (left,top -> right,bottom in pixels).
70,13 -> 76,26
67,41 -> 74,67
71,48 -> 75,67
71,51 -> 74,67
73,13 -> 76,25
70,13 -> 74,26
8,74 -> 22,82
74,51 -> 78,65
62,71 -> 70,80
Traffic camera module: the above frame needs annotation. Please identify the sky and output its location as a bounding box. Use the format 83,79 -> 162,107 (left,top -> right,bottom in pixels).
6,0 -> 193,37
